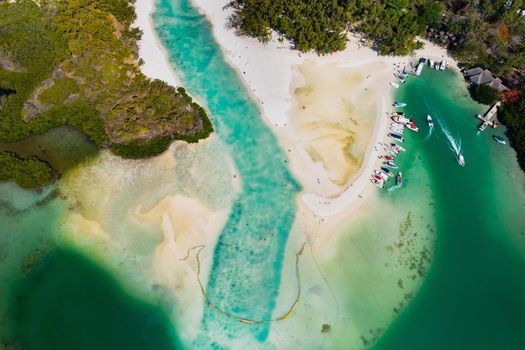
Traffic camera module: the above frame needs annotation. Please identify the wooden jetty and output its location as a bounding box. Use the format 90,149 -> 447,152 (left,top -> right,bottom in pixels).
476,101 -> 501,131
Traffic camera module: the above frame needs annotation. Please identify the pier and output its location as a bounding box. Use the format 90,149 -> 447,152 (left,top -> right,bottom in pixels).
476,101 -> 501,131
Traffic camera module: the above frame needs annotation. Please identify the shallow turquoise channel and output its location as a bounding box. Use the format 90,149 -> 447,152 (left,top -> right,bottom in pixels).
154,0 -> 301,345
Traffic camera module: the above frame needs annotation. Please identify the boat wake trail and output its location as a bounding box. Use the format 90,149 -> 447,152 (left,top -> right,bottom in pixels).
422,127 -> 433,142
437,118 -> 462,157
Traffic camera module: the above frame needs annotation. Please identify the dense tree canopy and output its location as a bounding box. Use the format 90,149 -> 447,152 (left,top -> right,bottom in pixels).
228,0 -> 525,171
0,0 -> 213,188
0,152 -> 53,189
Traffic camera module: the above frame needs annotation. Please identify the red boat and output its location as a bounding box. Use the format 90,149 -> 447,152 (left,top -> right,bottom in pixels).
384,155 -> 394,161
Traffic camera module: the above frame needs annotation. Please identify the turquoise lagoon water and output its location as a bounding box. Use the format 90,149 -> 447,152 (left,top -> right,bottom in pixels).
369,68 -> 525,349
153,0 -> 300,345
1,1 -> 525,349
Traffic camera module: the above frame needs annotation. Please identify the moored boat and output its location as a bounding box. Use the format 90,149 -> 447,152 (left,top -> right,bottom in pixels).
383,161 -> 398,169
381,167 -> 394,177
407,122 -> 419,132
392,114 -> 411,125
493,135 -> 506,144
375,170 -> 389,181
428,59 -> 435,69
390,143 -> 406,152
388,133 -> 404,142
371,178 -> 384,188
427,115 -> 434,128
396,172 -> 403,187
390,82 -> 400,89
384,155 -> 394,161
393,101 -> 407,108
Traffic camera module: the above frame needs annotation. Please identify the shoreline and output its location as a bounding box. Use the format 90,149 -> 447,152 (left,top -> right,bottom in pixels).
188,0 -> 458,227
133,0 -> 181,87
134,0 -> 459,239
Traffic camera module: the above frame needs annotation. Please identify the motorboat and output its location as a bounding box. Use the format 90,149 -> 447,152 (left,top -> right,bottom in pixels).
383,161 -> 398,169
457,154 -> 465,166
427,115 -> 434,128
493,135 -> 506,144
384,155 -> 394,161
388,133 -> 404,142
390,126 -> 404,134
393,101 -> 407,108
391,143 -> 406,152
390,82 -> 400,89
371,178 -> 384,188
381,167 -> 394,177
392,114 -> 411,125
375,170 -> 389,181
407,122 -> 419,132
396,172 -> 403,187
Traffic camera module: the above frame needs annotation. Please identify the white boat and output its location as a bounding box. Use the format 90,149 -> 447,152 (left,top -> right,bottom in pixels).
428,59 -> 435,69
383,161 -> 398,169
493,135 -> 506,145
414,58 -> 427,76
457,154 -> 465,166
392,115 -> 411,125
440,60 -> 448,71
371,178 -> 384,188
390,82 -> 400,89
396,172 -> 403,187
406,122 -> 419,132
390,127 -> 404,134
375,170 -> 389,181
391,143 -> 406,152
479,121 -> 489,131
427,115 -> 434,128
393,101 -> 407,108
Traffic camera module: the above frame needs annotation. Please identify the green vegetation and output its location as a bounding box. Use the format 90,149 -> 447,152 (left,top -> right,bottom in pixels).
227,0 -> 524,67
0,151 -> 53,189
469,84 -> 499,105
38,77 -> 79,105
228,0 -> 525,171
500,92 -> 525,171
0,0 -> 213,188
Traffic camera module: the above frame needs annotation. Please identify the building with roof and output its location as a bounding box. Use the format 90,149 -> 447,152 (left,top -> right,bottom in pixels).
464,67 -> 508,92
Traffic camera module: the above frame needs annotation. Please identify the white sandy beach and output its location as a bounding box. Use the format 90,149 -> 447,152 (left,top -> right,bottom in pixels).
134,0 -> 181,86
134,0 -> 457,241
188,0 -> 457,234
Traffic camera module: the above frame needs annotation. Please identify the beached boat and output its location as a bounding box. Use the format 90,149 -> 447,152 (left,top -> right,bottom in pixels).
390,82 -> 400,89
373,174 -> 383,181
388,133 -> 404,142
391,143 -> 406,152
439,60 -> 448,71
390,126 -> 404,134
375,170 -> 389,181
381,167 -> 394,177
392,115 -> 411,125
414,58 -> 427,76
428,59 -> 435,69
384,155 -> 394,161
396,172 -> 403,187
427,115 -> 434,128
493,135 -> 506,144
383,161 -> 398,169
457,154 -> 465,166
393,101 -> 407,108
371,178 -> 384,188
